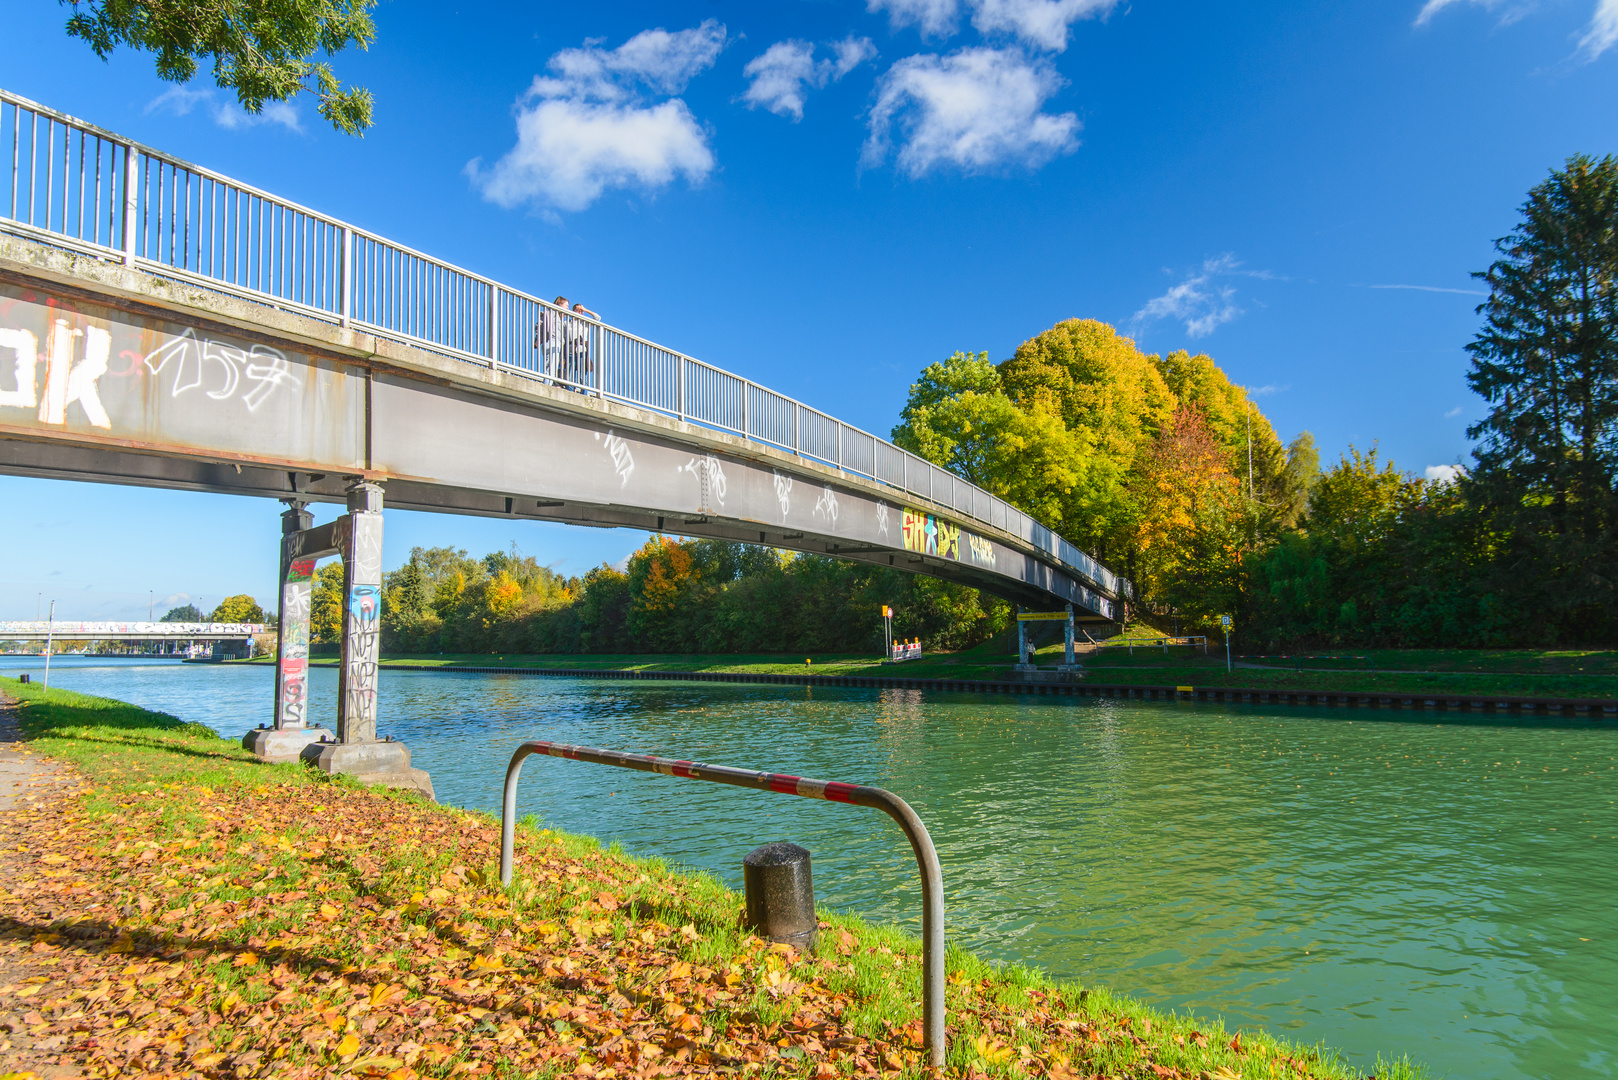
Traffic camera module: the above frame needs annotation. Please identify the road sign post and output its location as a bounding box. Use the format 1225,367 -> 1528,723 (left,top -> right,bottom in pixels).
1220,614 -> 1233,673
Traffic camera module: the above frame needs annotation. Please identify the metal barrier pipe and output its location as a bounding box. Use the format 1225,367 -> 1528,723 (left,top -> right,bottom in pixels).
500,739 -> 946,1068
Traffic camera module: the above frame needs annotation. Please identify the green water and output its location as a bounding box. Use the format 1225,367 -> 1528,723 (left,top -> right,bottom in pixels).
16,658 -> 1618,1078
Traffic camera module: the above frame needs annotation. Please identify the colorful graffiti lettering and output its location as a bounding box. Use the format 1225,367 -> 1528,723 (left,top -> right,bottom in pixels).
901,507 -> 974,563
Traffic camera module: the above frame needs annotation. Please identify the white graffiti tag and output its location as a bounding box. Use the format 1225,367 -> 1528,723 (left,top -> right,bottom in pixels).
679,454 -> 727,510
876,500 -> 891,538
602,429 -> 635,488
814,485 -> 840,526
0,328 -> 38,410
144,328 -> 300,411
0,320 -> 111,428
772,472 -> 793,521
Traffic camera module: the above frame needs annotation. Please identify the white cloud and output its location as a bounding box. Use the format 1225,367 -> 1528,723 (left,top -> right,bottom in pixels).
471,22 -> 726,211
1414,0 -> 1493,27
146,86 -> 303,133
1248,384 -> 1289,397
863,47 -> 1079,176
1417,0 -> 1618,59
832,37 -> 882,79
1578,0 -> 1618,58
1133,254 -> 1253,339
742,37 -> 877,120
1444,405 -> 1463,417
870,0 -> 1117,49
869,0 -> 961,38
536,21 -> 728,101
970,0 -> 1119,51
1369,283 -> 1487,295
1425,464 -> 1466,483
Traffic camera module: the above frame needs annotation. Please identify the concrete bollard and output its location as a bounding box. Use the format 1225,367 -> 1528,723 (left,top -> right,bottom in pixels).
743,842 -> 817,951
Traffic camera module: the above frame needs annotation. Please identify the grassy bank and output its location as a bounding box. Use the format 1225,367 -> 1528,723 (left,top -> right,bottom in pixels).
0,679 -> 1422,1079
230,640 -> 1618,700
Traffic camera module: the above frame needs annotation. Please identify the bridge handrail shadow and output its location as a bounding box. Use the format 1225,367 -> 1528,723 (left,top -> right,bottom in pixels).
0,86 -> 1123,601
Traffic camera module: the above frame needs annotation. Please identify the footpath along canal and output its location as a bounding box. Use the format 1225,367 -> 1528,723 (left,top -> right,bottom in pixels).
7,655 -> 1616,1080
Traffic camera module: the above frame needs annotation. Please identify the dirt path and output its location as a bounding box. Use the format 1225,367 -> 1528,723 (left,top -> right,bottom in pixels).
0,690 -> 82,1078
0,690 -> 66,811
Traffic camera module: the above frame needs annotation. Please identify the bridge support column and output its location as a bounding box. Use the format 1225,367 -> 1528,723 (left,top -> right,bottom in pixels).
1060,604 -> 1078,671
1014,608 -> 1034,673
299,481 -> 434,800
337,481 -> 383,745
244,501 -> 333,763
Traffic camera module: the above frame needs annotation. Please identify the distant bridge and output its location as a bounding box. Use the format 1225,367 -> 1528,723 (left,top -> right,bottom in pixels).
0,87 -> 1126,760
0,621 -> 264,641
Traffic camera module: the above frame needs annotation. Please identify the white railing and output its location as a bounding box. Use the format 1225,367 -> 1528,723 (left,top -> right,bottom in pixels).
0,87 -> 1124,599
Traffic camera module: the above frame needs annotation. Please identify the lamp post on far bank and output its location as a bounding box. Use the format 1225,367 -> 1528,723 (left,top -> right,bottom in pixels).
43,600 -> 56,692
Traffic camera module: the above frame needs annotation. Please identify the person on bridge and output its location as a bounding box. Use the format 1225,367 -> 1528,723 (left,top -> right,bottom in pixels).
568,301 -> 600,394
536,297 -> 569,384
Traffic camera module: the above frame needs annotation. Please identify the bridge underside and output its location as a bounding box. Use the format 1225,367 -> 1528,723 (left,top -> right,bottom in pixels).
0,435 -> 1108,620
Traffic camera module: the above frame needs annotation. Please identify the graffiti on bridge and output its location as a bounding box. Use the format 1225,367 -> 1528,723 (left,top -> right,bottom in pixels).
901,507 -> 997,568
277,557 -> 316,730
341,513 -> 384,741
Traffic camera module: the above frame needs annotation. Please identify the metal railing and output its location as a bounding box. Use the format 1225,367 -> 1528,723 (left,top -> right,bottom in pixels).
500,739 -> 946,1066
0,86 -> 1123,602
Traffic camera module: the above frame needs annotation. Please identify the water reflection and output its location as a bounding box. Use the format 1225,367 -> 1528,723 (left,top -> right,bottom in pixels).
6,656 -> 1615,1080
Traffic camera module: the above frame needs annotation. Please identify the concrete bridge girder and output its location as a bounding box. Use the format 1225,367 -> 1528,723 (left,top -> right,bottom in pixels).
0,244 -> 1122,620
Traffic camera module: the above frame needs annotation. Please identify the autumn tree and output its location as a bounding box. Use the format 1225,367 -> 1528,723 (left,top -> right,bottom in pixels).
309,561 -> 345,644
61,0 -> 378,134
209,593 -> 266,623
892,351 -> 1084,528
1127,405 -> 1243,622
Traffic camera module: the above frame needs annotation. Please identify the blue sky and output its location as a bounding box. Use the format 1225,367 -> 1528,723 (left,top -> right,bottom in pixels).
4,0 -> 1617,619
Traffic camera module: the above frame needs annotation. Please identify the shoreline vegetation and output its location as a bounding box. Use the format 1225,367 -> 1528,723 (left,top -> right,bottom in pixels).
0,678 -> 1425,1079
216,636 -> 1618,703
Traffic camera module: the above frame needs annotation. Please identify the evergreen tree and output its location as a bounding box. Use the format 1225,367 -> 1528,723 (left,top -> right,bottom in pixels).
1467,154 -> 1618,540
1465,154 -> 1618,633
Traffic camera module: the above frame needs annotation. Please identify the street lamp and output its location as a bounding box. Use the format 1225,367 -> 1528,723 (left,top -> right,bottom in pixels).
43,600 -> 56,692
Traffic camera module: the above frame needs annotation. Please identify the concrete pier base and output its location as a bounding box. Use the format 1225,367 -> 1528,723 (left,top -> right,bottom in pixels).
243,725 -> 333,764
300,738 -> 435,801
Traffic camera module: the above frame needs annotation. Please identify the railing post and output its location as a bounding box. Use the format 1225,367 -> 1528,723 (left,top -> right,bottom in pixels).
741,379 -> 749,437
121,144 -> 138,266
676,355 -> 686,422
499,741 -> 948,1069
488,283 -> 500,368
837,423 -> 843,471
793,404 -> 800,456
339,225 -> 351,327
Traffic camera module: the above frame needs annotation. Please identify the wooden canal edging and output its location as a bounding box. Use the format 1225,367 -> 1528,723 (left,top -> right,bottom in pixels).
380,664 -> 1618,719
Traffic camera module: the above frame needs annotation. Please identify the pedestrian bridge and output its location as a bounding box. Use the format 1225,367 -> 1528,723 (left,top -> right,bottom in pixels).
0,621 -> 264,641
0,86 -> 1126,624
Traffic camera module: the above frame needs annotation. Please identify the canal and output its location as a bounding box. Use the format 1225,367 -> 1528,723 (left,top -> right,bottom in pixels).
6,655 -> 1615,1080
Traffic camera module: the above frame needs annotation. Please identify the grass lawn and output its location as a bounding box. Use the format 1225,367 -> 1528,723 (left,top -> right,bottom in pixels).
239,641 -> 1026,684
0,678 -> 1422,1079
